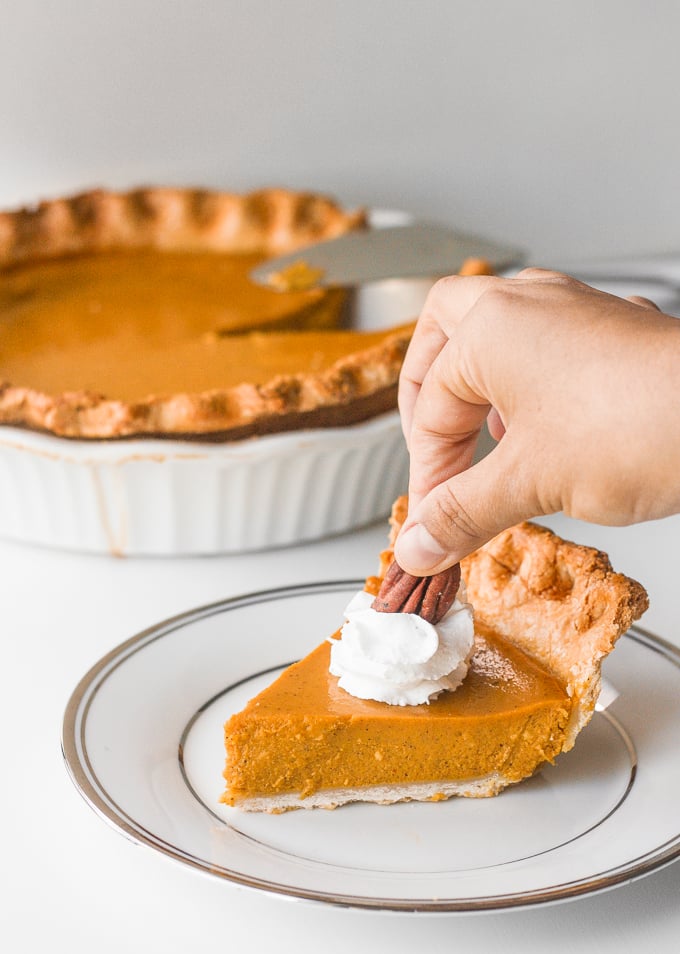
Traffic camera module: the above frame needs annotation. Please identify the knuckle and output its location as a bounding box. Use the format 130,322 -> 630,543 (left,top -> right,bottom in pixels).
428,274 -> 462,301
627,294 -> 661,312
431,483 -> 486,543
470,282 -> 525,329
428,272 -> 497,306
515,266 -> 571,282
475,282 -> 513,311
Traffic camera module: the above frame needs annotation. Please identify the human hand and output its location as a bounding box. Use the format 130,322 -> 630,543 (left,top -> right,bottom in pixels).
394,267 -> 680,575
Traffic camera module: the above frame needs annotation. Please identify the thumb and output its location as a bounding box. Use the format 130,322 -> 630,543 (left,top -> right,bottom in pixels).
394,439 -> 541,574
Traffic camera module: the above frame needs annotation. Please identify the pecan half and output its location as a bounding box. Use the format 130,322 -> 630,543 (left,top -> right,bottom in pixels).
371,559 -> 461,625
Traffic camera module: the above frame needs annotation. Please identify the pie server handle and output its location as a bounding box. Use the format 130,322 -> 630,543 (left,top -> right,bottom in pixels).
250,223 -> 525,290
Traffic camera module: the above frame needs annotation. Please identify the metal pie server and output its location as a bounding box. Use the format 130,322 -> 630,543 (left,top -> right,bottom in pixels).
250,222 -> 524,290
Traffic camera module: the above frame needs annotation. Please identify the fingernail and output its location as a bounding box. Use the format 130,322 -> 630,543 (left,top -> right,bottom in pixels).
396,523 -> 447,573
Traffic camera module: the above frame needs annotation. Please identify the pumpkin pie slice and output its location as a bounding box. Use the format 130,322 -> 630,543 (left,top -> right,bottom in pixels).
221,496 -> 648,811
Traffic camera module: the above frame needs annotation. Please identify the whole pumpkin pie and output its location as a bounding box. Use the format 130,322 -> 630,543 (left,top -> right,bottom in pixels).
221,496 -> 648,811
0,186 -> 417,440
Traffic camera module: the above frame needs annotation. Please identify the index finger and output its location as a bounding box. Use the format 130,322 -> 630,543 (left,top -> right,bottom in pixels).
398,274 -> 499,448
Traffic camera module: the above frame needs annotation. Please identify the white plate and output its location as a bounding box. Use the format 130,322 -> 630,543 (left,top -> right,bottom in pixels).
62,582 -> 680,912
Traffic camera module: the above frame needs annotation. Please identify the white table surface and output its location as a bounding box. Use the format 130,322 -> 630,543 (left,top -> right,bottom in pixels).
4,258 -> 680,951
2,508 -> 680,953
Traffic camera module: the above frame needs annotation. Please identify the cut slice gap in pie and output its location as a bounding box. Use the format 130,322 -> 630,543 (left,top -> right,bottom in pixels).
0,188 -> 498,440
0,187 -> 386,439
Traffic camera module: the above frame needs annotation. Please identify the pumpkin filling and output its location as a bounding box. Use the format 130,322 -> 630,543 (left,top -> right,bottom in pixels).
222,626 -> 571,804
0,250 -> 355,401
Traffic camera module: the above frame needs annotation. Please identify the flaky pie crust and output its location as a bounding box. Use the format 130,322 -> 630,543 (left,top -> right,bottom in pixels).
0,186 -> 365,264
0,187 -> 418,440
385,496 -> 648,751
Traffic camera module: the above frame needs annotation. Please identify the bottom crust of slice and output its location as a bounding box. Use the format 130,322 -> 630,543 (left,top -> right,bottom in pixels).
227,774 -> 515,813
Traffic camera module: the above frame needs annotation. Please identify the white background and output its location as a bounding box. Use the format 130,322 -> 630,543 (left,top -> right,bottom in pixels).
2,0 -> 680,262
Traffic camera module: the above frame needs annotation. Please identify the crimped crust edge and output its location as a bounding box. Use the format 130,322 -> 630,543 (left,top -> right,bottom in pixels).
386,495 -> 648,749
0,187 -> 416,441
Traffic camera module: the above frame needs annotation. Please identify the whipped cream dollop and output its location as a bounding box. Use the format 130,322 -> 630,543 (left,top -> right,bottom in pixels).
329,585 -> 475,706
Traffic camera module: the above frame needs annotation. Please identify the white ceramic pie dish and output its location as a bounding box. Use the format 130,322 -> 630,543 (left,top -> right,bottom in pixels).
0,209 -> 434,555
0,411 -> 410,555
